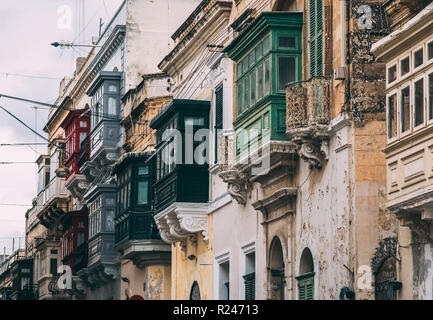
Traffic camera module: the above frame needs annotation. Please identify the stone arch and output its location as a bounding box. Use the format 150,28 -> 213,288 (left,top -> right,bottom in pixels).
268,236 -> 285,300
299,247 -> 314,275
371,237 -> 398,274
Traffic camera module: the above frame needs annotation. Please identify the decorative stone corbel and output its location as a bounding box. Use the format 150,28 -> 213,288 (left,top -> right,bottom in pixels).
218,170 -> 251,205
294,136 -> 329,169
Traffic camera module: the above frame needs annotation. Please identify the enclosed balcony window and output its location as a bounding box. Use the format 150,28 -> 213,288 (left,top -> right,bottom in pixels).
401,86 -> 411,133
60,110 -> 90,179
414,79 -> 424,128
225,12 -> 303,157
429,73 -> 433,121
150,99 -> 210,212
414,48 -> 424,69
387,94 -> 397,139
401,57 -> 409,77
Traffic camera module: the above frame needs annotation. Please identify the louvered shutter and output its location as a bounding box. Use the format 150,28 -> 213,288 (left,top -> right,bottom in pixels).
243,272 -> 255,300
309,0 -> 324,77
297,273 -> 314,300
214,85 -> 224,163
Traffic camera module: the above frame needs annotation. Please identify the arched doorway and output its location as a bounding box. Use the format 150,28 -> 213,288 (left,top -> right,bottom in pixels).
375,257 -> 399,300
269,237 -> 285,300
371,237 -> 401,300
296,248 -> 314,300
190,281 -> 201,300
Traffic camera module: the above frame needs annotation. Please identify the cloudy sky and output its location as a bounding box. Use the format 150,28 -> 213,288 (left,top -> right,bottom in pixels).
0,0 -> 123,255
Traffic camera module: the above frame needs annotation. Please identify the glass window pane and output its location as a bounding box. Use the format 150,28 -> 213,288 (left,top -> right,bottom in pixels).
249,51 -> 255,67
107,97 -> 117,115
255,44 -> 263,60
264,59 -> 270,95
237,83 -> 243,115
414,79 -> 424,127
108,85 -> 117,92
278,57 -> 296,90
388,65 -> 397,84
263,36 -> 270,53
137,181 -> 148,205
429,74 -> 433,121
414,49 -> 423,68
250,71 -> 256,105
429,42 -> 433,61
243,77 -> 249,111
257,64 -> 263,100
279,36 -> 296,48
401,57 -> 409,76
388,94 -> 397,139
185,117 -> 205,126
401,86 -> 411,133
138,166 -> 149,175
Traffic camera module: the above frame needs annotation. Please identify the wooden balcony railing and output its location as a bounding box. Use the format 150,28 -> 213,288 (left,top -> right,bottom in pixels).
286,77 -> 331,132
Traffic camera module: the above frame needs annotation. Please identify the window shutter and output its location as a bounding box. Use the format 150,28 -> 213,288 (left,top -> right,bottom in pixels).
215,85 -> 224,163
243,272 -> 255,300
309,0 -> 324,77
297,273 -> 314,300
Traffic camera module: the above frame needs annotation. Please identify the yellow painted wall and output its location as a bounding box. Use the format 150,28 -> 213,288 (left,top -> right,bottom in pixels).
171,215 -> 213,300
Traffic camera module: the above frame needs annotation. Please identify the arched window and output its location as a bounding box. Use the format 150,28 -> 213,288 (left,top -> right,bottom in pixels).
297,248 -> 314,300
190,281 -> 201,300
309,0 -> 324,77
269,237 -> 285,300
375,257 -> 399,300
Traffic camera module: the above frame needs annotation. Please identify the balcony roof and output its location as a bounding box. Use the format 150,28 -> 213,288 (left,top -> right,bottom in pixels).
223,11 -> 303,61
111,151 -> 153,175
59,109 -> 89,130
86,71 -> 122,97
149,99 -> 210,130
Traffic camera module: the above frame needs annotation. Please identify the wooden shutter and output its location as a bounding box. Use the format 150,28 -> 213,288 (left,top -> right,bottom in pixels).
309,0 -> 324,77
214,85 -> 224,163
243,272 -> 255,300
297,272 -> 314,300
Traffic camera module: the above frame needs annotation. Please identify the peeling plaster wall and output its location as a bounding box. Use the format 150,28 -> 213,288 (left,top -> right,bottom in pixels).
124,0 -> 201,91
411,228 -> 433,300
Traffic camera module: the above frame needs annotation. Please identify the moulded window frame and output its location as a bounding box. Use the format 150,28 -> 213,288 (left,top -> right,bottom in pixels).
412,73 -> 426,132
386,89 -> 399,144
275,53 -> 299,93
399,54 -> 411,81
239,241 -> 256,300
413,44 -> 425,72
214,251 -> 231,300
399,81 -> 412,138
386,61 -> 398,87
427,67 -> 433,125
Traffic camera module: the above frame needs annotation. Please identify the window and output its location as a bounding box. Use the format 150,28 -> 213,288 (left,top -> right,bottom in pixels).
244,251 -> 255,300
50,258 -> 58,275
137,181 -> 148,205
214,85 -> 224,164
264,58 -> 270,95
298,274 -> 314,300
107,97 -> 117,115
278,56 -> 296,90
414,48 -> 423,68
401,57 -> 409,76
429,73 -> 433,121
414,78 -> 424,127
428,41 -> 433,61
218,261 -> 230,300
77,232 -> 85,247
401,86 -> 411,133
309,0 -> 324,77
388,94 -> 397,139
388,65 -> 397,84
279,36 -> 296,48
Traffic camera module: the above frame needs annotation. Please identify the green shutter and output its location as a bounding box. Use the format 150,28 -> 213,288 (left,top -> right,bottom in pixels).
243,272 -> 255,300
309,0 -> 323,77
215,85 -> 224,163
297,272 -> 314,300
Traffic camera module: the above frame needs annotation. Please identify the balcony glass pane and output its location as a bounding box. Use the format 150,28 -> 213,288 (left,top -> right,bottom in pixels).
279,36 -> 296,48
278,56 -> 296,90
264,58 -> 270,95
414,49 -> 423,68
388,65 -> 396,84
429,42 -> 433,61
250,71 -> 256,105
257,64 -> 263,100
137,181 -> 149,205
401,57 -> 409,76
388,94 -> 397,139
414,79 -> 424,127
107,97 -> 117,115
401,86 -> 410,133
429,74 -> 433,120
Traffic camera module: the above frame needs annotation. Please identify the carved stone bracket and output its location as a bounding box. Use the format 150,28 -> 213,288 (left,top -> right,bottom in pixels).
65,174 -> 90,199
288,125 -> 330,169
218,170 -> 251,205
154,203 -> 209,250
